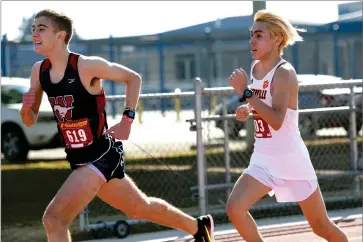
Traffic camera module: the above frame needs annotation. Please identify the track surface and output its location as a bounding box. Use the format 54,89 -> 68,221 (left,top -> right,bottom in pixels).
173,217 -> 362,242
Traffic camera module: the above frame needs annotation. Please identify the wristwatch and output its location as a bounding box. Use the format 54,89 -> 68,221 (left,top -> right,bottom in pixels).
123,109 -> 136,119
239,88 -> 253,102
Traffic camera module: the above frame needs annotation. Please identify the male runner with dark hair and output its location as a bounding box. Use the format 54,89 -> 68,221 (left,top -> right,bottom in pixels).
21,9 -> 214,242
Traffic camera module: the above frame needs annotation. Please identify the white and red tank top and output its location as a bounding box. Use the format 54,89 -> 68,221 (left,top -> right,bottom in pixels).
248,59 -> 317,180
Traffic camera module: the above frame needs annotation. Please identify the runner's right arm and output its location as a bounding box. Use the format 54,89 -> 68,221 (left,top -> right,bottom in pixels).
20,61 -> 44,127
246,66 -> 295,131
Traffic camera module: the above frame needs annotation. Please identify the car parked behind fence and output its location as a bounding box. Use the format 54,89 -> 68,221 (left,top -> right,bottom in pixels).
1,77 -> 62,162
215,75 -> 362,139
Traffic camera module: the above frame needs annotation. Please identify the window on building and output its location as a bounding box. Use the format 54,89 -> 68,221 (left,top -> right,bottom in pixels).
175,54 -> 196,81
220,50 -> 250,78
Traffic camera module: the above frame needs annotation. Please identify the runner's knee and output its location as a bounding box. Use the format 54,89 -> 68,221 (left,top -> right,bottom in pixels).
226,197 -> 249,219
309,218 -> 347,241
42,207 -> 69,232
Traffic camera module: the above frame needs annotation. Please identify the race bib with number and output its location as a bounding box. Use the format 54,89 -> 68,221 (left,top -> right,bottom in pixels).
252,110 -> 272,138
58,118 -> 94,149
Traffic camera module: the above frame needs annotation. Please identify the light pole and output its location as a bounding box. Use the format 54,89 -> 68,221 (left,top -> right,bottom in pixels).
204,27 -> 213,88
253,1 -> 266,16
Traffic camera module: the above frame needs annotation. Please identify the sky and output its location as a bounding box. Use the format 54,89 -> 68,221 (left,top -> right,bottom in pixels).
1,1 -> 356,41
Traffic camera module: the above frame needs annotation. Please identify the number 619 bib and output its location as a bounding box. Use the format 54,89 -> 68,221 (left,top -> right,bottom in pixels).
252,110 -> 272,138
58,118 -> 94,149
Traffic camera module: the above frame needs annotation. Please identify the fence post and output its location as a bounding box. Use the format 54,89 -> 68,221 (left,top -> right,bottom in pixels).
210,95 -> 217,115
349,86 -> 360,196
246,117 -> 255,149
138,100 -> 143,124
222,96 -> 231,200
195,77 -> 207,215
79,209 -> 86,231
157,35 -> 166,114
174,88 -> 181,122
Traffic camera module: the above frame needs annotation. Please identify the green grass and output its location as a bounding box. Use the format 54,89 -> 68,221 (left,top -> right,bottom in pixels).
1,139 -> 362,241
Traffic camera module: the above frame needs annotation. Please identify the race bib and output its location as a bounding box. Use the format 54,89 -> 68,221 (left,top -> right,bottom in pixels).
58,118 -> 94,149
252,110 -> 272,138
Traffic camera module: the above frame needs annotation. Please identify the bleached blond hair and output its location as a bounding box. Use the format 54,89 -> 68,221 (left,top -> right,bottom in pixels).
254,10 -> 305,54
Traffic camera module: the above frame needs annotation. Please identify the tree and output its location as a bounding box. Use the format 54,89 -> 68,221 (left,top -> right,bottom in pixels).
18,14 -> 35,42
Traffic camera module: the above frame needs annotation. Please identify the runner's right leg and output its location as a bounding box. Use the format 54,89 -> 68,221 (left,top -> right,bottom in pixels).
226,173 -> 271,242
42,165 -> 105,242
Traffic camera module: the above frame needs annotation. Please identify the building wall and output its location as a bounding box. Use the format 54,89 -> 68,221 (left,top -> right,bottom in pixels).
2,32 -> 362,94
161,33 -> 362,91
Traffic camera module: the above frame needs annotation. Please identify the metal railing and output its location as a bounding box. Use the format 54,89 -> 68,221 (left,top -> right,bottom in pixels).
189,78 -> 362,215
78,77 -> 362,237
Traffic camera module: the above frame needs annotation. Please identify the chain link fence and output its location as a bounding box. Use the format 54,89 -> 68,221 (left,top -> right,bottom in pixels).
79,91 -> 202,237
78,78 -> 362,238
190,78 -> 362,217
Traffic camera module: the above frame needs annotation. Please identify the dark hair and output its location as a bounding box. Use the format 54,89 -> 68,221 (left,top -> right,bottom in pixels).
35,9 -> 73,44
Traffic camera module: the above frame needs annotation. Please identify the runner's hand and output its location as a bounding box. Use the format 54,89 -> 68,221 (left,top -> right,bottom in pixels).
229,68 -> 248,95
236,104 -> 251,122
104,118 -> 132,140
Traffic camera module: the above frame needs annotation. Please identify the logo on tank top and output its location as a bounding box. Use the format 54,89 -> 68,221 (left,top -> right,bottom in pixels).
263,80 -> 269,89
48,95 -> 74,122
251,88 -> 267,100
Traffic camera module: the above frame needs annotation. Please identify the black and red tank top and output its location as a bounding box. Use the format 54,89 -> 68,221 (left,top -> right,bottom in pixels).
39,52 -> 112,164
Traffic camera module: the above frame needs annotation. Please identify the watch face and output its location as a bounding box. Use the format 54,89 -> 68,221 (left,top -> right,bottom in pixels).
128,111 -> 135,119
124,110 -> 135,119
245,89 -> 253,98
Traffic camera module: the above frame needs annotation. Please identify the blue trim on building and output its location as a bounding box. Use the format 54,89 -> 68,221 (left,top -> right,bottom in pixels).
158,15 -> 322,38
317,14 -> 362,34
349,40 -> 356,78
333,35 -> 339,77
292,45 -> 299,73
1,35 -> 7,76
